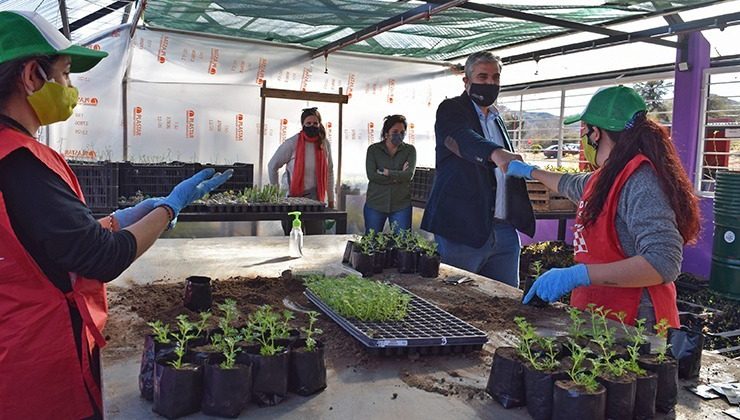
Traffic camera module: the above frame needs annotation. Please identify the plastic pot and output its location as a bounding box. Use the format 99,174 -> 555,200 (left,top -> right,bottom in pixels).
633,370 -> 658,420
153,361 -> 203,419
522,275 -> 548,307
486,347 -> 526,408
598,372 -> 636,420
352,252 -> 375,277
248,347 -> 290,406
373,251 -> 386,273
202,361 -> 252,418
289,339 -> 327,396
418,253 -> 441,278
668,327 -> 704,379
397,250 -> 418,274
138,335 -> 176,401
552,380 -> 606,420
638,355 -> 678,413
183,275 -> 212,312
342,240 -> 354,264
385,247 -> 398,268
524,364 -> 567,420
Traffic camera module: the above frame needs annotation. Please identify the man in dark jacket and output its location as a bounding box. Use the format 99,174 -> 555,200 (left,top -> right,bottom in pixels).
420,51 -> 535,287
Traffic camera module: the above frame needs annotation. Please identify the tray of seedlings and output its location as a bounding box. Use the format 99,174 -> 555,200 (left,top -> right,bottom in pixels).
304,274 -> 488,355
197,186 -> 325,213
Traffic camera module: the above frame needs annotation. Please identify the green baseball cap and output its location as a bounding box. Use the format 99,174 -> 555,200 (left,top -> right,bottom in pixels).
0,10 -> 108,73
563,85 -> 647,131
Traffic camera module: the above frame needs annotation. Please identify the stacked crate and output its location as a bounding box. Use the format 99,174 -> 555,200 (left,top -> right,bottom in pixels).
68,161 -> 119,212
411,167 -> 436,204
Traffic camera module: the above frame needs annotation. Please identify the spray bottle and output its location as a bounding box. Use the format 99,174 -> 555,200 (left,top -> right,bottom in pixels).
288,211 -> 303,258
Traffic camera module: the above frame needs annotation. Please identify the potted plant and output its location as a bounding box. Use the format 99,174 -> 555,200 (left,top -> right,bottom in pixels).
243,305 -> 292,406
485,316 -> 529,409
522,260 -> 548,307
615,312 -> 651,356
417,238 -> 441,278
516,318 -> 565,420
351,231 -> 376,277
625,342 -> 658,420
638,318 -> 678,414
372,230 -> 390,273
201,299 -> 252,417
153,314 -> 204,419
558,307 -> 588,357
396,229 -> 419,274
552,340 -> 606,420
595,347 -> 636,420
139,320 -> 177,401
289,311 -> 327,396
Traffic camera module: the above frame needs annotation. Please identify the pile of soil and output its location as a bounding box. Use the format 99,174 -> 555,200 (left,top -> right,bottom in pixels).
104,272 -> 563,372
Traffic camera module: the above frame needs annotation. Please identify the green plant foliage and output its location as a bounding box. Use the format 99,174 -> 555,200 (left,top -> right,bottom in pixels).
245,305 -> 294,357
211,299 -> 243,369
147,320 -> 171,344
301,311 -> 323,352
304,274 -> 411,322
566,339 -> 601,393
654,318 -> 672,363
170,314 -> 199,369
567,307 -> 587,340
418,237 -> 438,257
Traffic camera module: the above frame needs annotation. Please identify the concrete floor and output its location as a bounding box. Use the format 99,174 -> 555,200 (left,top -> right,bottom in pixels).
105,235 -> 740,419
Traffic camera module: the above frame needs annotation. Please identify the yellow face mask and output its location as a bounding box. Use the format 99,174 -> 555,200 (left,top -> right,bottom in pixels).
26,67 -> 79,125
580,126 -> 599,167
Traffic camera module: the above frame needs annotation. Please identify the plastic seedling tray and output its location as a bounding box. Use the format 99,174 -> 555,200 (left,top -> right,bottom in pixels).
305,286 -> 488,355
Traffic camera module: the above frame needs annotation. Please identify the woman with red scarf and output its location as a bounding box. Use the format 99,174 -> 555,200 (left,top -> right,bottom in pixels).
268,107 -> 335,234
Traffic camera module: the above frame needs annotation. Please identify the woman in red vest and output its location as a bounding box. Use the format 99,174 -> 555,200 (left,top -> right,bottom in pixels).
507,86 -> 700,329
0,11 -> 231,419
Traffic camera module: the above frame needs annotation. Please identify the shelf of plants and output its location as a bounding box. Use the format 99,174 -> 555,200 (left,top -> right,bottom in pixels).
305,277 -> 487,355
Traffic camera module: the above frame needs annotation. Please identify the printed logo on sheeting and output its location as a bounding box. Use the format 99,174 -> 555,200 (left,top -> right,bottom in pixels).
367,122 -> 375,145
158,35 -> 169,64
387,79 -> 395,104
256,58 -> 267,86
280,118 -> 288,144
346,73 -> 356,99
235,113 -> 244,142
186,110 -> 196,139
326,121 -> 333,142
78,97 -> 99,106
300,67 -> 311,91
408,123 -> 415,145
133,106 -> 143,137
65,149 -> 97,161
208,48 -> 219,75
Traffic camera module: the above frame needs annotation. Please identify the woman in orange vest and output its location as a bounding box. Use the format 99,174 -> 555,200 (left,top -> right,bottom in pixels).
0,11 -> 231,419
507,86 -> 700,329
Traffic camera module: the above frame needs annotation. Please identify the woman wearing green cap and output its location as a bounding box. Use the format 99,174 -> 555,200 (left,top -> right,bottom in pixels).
0,11 -> 231,419
507,85 -> 700,329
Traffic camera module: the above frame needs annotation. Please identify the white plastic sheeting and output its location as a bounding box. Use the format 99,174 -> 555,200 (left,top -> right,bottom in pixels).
50,27 -> 464,186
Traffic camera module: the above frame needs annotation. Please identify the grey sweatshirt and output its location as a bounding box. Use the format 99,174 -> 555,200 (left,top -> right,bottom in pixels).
559,166 -> 684,325
267,134 -> 335,203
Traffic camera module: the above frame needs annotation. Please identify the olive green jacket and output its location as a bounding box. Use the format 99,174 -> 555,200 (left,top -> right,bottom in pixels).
365,141 -> 416,213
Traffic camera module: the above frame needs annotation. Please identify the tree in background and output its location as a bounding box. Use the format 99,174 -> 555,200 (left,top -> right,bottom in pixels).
634,80 -> 671,124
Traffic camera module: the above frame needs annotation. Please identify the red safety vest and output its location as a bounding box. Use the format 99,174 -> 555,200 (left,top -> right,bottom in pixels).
0,125 -> 108,418
571,154 -> 680,328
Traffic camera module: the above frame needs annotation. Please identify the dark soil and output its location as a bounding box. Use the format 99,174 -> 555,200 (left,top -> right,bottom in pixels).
104,271 -> 564,372
675,272 -> 740,358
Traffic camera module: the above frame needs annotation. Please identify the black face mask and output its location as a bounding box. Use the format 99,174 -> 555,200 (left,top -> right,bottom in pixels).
468,83 -> 500,107
303,125 -> 320,137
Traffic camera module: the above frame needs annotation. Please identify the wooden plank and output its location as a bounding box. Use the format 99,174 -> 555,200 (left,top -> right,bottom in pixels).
261,87 -> 348,104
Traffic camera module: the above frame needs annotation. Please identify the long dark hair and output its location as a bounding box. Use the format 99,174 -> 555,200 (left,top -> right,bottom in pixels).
0,56 -> 54,109
581,113 -> 700,244
380,114 -> 407,141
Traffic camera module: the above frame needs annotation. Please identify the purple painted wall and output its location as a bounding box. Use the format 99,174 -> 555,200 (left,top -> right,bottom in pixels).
671,32 -> 713,278
520,219 -> 575,246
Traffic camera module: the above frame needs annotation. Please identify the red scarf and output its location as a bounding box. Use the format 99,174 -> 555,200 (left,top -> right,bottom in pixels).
290,131 -> 328,202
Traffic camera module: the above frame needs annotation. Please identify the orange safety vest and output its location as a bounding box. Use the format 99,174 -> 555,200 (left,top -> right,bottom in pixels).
0,125 -> 108,418
571,154 -> 680,327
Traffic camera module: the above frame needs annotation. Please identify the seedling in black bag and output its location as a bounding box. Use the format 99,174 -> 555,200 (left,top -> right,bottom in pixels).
171,314 -> 199,369
654,318 -> 673,363
147,320 -> 172,345
301,311 -> 323,352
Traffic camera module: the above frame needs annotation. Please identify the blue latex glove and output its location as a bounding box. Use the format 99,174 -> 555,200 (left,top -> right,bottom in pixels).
523,264 -> 591,304
157,168 -> 233,217
112,197 -> 163,229
506,160 -> 538,180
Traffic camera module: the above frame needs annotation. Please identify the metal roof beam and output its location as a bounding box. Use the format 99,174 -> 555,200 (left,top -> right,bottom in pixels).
501,11 -> 740,66
426,0 -> 676,49
63,0 -> 134,34
58,0 -> 71,39
310,0 -> 467,59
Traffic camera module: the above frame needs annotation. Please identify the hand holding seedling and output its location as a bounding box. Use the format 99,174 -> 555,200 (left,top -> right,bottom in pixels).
523,264 -> 591,304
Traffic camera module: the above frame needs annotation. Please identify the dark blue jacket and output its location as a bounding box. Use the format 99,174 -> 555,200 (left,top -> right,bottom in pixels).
420,91 -> 535,247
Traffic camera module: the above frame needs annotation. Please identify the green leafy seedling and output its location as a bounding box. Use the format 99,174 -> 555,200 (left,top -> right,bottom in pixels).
147,320 -> 171,344
301,311 -> 324,352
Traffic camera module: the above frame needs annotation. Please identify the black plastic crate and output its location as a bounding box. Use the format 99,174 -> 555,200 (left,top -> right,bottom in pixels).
411,167 -> 435,202
118,162 -> 198,197
68,161 -> 119,211
305,286 -> 487,354
196,162 -> 253,193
